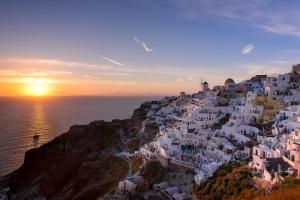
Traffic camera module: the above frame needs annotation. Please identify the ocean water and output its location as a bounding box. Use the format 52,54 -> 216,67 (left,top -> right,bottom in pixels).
0,96 -> 159,176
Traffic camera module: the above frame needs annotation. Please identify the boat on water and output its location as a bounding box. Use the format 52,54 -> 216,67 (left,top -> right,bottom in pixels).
33,134 -> 40,140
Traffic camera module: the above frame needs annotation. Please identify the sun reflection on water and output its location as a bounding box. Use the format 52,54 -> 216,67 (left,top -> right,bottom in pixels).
26,102 -> 53,148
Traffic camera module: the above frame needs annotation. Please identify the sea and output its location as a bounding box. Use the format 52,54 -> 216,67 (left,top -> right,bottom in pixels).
0,96 -> 160,176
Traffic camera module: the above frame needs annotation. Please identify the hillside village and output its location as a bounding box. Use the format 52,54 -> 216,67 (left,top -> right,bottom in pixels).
1,65 -> 300,200
112,65 -> 300,200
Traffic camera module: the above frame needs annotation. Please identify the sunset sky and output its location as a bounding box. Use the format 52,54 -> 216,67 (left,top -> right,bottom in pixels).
1,0 -> 300,96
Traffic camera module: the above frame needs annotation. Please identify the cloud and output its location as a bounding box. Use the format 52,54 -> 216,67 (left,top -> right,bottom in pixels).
176,75 -> 198,84
49,70 -> 73,75
0,70 -> 18,76
78,75 -> 136,86
0,57 -> 236,83
0,69 -> 73,79
133,36 -> 140,43
141,41 -> 153,52
159,0 -> 300,38
0,57 -> 200,77
0,57 -> 98,68
241,44 -> 255,54
241,63 -> 288,76
268,59 -> 290,64
102,56 -> 123,66
176,78 -> 184,83
133,36 -> 153,52
0,56 -> 261,89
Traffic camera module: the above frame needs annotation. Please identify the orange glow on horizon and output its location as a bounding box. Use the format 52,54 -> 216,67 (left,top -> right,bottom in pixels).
23,79 -> 51,96
0,77 -> 201,97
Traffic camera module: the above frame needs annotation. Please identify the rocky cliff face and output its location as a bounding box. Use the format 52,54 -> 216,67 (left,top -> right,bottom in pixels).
0,102 -> 157,200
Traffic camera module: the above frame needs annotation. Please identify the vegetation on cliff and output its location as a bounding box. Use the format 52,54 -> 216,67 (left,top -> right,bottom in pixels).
130,155 -> 144,174
141,161 -> 168,183
253,177 -> 300,200
194,163 -> 300,200
193,163 -> 260,200
254,97 -> 285,123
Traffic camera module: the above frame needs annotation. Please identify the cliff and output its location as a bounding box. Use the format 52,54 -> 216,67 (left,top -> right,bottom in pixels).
193,163 -> 300,200
0,101 -> 158,200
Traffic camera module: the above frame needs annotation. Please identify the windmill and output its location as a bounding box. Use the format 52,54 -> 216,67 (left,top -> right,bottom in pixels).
200,77 -> 204,92
200,77 -> 209,92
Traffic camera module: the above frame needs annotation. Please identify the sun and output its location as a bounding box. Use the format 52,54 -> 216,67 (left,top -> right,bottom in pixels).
28,84 -> 49,96
24,79 -> 50,96
32,84 -> 47,96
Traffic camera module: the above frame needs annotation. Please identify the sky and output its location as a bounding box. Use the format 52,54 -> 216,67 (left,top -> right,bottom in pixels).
0,0 -> 300,96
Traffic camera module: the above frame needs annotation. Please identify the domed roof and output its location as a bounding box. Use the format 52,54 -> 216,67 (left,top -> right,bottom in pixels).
224,78 -> 235,88
225,78 -> 235,84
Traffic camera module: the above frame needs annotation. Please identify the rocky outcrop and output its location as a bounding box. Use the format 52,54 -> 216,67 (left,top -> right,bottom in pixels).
1,102 -> 156,200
